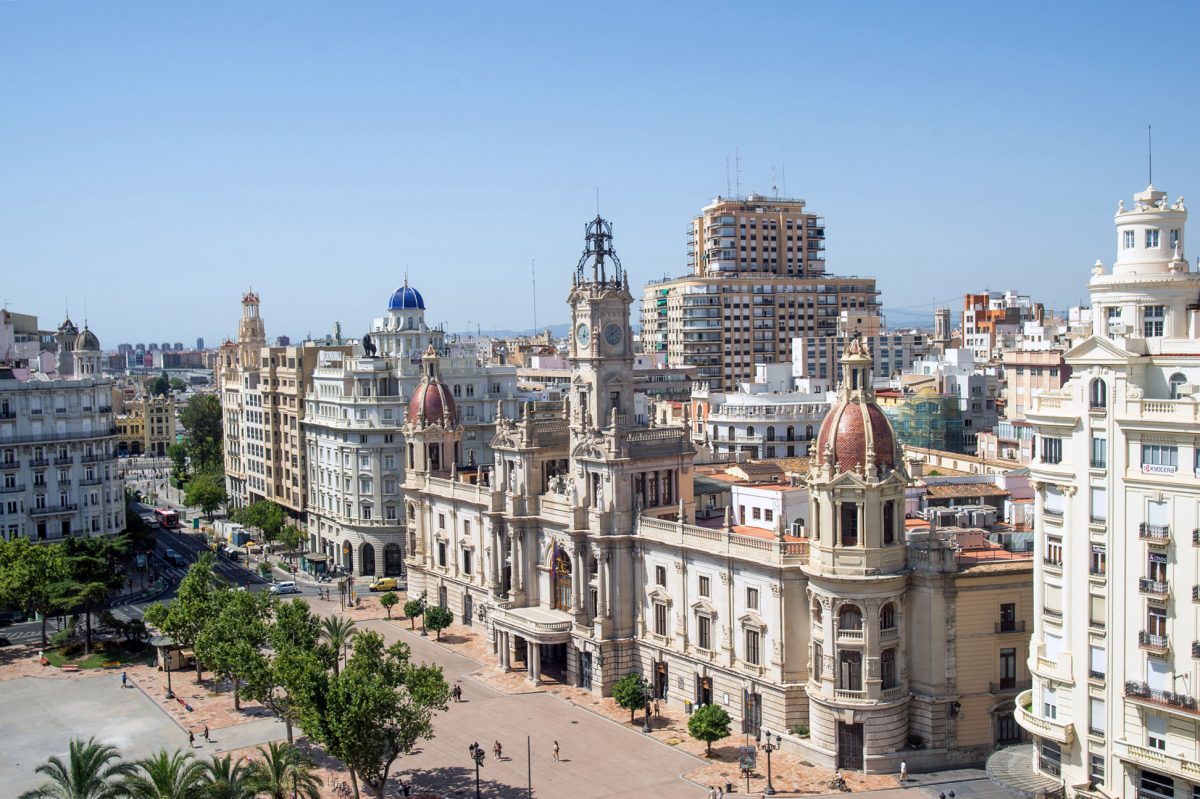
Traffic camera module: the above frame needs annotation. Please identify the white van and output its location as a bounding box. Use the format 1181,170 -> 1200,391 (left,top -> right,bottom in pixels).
269,581 -> 299,595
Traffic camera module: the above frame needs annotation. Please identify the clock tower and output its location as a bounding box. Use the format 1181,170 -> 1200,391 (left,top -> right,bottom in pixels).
567,216 -> 636,433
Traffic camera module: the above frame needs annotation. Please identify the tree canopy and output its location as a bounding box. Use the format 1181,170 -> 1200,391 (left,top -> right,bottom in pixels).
687,703 -> 732,756
423,605 -> 452,640
179,394 -> 223,474
611,673 -> 649,724
143,552 -> 227,681
194,589 -> 274,710
184,471 -> 227,520
0,537 -> 67,648
233,501 -> 286,543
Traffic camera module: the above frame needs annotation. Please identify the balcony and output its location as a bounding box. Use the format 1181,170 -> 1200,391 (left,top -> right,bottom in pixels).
30,504 -> 78,516
995,620 -> 1027,634
1125,680 -> 1199,714
1042,556 -> 1063,569
1114,739 -> 1200,786
837,628 -> 865,642
1194,641 -> 1200,659
1044,608 -> 1064,620
1138,631 -> 1170,654
1089,458 -> 1107,470
880,626 -> 900,642
0,483 -> 25,494
28,458 -> 49,468
1042,507 -> 1063,521
1139,578 -> 1170,599
990,679 -> 1032,694
833,688 -> 866,701
1139,523 -> 1171,543
1194,528 -> 1200,546
1014,689 -> 1074,744
53,456 -> 73,466
1088,669 -> 1106,682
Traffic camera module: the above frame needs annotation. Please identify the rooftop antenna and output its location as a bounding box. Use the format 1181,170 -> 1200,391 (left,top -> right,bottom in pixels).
735,148 -> 742,198
781,161 -> 787,198
771,165 -> 778,198
531,258 -> 537,334
725,156 -> 731,196
595,187 -> 600,216
1147,124 -> 1153,185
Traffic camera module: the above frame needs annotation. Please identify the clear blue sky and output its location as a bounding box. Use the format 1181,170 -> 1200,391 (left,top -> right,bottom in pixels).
4,1 -> 1199,344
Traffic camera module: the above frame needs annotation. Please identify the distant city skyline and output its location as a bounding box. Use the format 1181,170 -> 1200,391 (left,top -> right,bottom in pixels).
4,2 -> 1199,343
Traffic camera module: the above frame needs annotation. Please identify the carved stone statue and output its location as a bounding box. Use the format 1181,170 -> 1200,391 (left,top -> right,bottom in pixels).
362,333 -> 377,357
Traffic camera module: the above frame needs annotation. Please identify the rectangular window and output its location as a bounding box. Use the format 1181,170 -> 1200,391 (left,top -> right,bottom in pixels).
1142,444 -> 1178,473
1146,228 -> 1161,248
1144,305 -> 1166,337
1042,685 -> 1058,719
1170,228 -> 1180,249
747,587 -> 759,610
655,565 -> 666,586
1089,753 -> 1105,784
1090,545 -> 1106,577
438,513 -> 446,529
698,576 -> 711,598
1147,713 -> 1167,751
654,603 -> 667,636
1124,230 -> 1136,249
1089,486 -> 1107,522
999,648 -> 1017,688
1089,696 -> 1105,737
1040,436 -> 1062,464
436,541 -> 446,568
763,508 -> 773,523
752,507 -> 761,520
1090,436 -> 1107,468
1045,537 -> 1063,566
462,549 -> 472,575
698,615 -> 711,650
1088,644 -> 1106,680
745,630 -> 760,665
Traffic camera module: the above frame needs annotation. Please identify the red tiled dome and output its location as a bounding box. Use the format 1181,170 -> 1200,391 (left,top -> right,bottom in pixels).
409,380 -> 456,425
815,399 -> 896,474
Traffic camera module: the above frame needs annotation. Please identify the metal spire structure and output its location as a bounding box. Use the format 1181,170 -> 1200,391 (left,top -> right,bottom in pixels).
575,216 -> 623,287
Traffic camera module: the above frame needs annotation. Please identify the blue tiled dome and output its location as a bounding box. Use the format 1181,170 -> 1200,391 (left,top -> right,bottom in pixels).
388,285 -> 425,311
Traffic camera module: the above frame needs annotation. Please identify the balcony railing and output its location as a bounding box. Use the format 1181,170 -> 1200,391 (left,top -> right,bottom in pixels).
837,628 -> 864,641
30,504 -> 79,516
880,626 -> 900,641
1194,641 -> 1200,659
1090,458 -> 1107,469
1043,508 -> 1063,520
1044,608 -> 1064,620
1015,688 -> 1074,744
1139,523 -> 1171,542
1139,631 -> 1170,653
990,679 -> 1031,694
1194,528 -> 1200,546
1088,669 -> 1106,681
0,483 -> 25,494
1038,756 -> 1062,777
1125,680 -> 1199,712
1043,556 -> 1063,568
1089,515 -> 1107,526
1140,578 -> 1170,597
995,620 -> 1027,634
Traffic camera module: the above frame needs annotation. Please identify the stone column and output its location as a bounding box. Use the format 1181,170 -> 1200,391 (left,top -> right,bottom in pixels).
597,549 -> 610,619
528,642 -> 541,684
497,631 -> 510,672
488,526 -> 501,592
511,529 -> 522,592
570,547 -> 583,614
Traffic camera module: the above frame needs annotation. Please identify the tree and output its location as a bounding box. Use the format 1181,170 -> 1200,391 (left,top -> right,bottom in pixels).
122,750 -> 207,799
242,599 -> 328,744
180,394 -> 223,474
379,592 -> 399,620
143,552 -> 226,682
234,501 -> 285,544
184,472 -> 227,521
166,443 -> 188,482
278,524 -> 303,567
148,373 -> 171,398
320,614 -> 357,676
194,589 -> 273,710
423,605 -> 452,640
0,537 -> 67,648
52,536 -> 127,655
301,631 -> 449,799
169,378 -> 187,393
244,743 -> 322,799
402,598 -> 424,630
17,736 -> 133,799
202,754 -> 255,799
612,673 -> 649,724
687,703 -> 732,757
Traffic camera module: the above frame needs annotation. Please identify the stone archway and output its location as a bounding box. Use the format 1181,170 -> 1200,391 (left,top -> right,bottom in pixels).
342,542 -> 354,573
551,547 -> 572,611
361,543 -> 376,577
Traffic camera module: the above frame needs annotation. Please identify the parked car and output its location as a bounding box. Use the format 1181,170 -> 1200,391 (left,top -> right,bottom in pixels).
369,577 -> 398,592
163,549 -> 185,566
269,581 -> 299,595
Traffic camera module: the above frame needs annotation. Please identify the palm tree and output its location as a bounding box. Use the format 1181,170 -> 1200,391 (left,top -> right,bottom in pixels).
244,743 -> 322,799
320,614 -> 356,675
201,754 -> 255,799
18,737 -> 132,799
122,750 -> 207,799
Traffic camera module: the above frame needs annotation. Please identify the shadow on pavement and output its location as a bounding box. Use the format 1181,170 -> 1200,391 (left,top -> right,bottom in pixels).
405,764 -> 535,799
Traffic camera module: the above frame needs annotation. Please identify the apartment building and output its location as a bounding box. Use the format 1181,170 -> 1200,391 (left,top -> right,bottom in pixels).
962,291 -> 1045,363
641,194 -> 880,389
0,326 -> 123,542
1006,185 -> 1200,799
793,330 -> 930,383
114,394 -> 177,457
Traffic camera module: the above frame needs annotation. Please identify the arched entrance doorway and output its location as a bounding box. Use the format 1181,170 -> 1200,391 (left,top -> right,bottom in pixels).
384,543 -> 403,577
342,541 -> 354,574
361,543 -> 376,577
551,546 -> 572,611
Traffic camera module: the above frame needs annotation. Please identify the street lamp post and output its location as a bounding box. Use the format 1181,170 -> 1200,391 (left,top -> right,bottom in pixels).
759,729 -> 780,796
642,688 -> 653,734
468,741 -> 485,799
419,594 -> 428,636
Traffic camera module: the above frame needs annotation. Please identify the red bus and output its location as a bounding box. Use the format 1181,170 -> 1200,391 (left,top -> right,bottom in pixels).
154,507 -> 180,528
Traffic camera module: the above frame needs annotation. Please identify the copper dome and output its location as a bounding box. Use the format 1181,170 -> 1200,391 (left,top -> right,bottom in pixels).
409,379 -> 456,425
815,398 -> 897,474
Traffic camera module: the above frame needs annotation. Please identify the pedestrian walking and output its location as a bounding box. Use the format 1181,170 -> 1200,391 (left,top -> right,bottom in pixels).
654,699 -> 660,717
401,783 -> 411,798
900,761 -> 908,783
203,725 -> 211,743
188,730 -> 195,748
553,740 -> 560,762
121,671 -> 127,689
493,740 -> 502,760
708,787 -> 718,799
453,683 -> 462,702
716,785 -> 724,799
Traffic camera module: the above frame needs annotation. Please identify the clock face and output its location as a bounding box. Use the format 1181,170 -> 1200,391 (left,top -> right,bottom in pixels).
576,323 -> 590,347
603,323 -> 623,347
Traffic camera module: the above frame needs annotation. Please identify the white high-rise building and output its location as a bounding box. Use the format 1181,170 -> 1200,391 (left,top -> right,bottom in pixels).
1010,185 -> 1200,799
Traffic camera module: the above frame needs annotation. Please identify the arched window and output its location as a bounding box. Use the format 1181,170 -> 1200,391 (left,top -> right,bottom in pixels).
360,543 -> 376,576
811,598 -> 823,624
746,426 -> 755,438
1089,379 -> 1107,409
805,424 -> 814,440
1169,372 -> 1187,400
838,604 -> 863,631
453,384 -> 461,397
766,426 -> 776,441
880,602 -> 896,631
466,384 -> 475,397
786,426 -> 795,441
883,501 -> 896,545
727,426 -> 735,441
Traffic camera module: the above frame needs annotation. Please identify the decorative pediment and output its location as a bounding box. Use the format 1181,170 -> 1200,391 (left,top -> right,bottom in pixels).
648,587 -> 673,605
1064,334 -> 1135,367
690,597 -> 717,617
738,610 -> 767,631
571,437 -> 605,461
